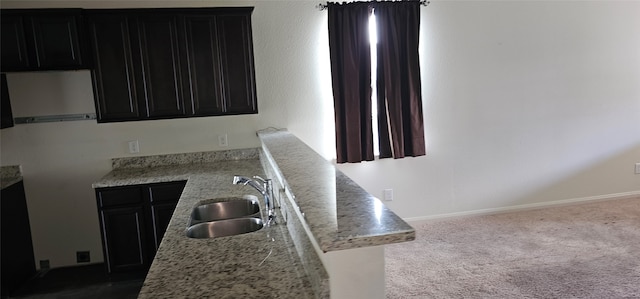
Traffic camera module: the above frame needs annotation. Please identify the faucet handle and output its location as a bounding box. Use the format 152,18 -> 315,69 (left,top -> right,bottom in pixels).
252,175 -> 269,184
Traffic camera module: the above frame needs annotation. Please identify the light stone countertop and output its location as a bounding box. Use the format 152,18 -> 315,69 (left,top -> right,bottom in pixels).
1,165 -> 23,190
258,130 -> 415,252
93,159 -> 315,298
93,130 -> 416,298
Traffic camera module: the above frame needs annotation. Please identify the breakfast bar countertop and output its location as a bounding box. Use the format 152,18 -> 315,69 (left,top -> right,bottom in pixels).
258,130 -> 416,252
93,157 -> 315,299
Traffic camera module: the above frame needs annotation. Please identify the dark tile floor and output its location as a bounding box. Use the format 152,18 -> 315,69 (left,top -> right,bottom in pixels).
5,264 -> 145,299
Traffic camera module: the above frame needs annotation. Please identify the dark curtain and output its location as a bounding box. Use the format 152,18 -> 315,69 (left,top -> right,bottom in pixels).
328,2 -> 374,163
375,1 -> 426,159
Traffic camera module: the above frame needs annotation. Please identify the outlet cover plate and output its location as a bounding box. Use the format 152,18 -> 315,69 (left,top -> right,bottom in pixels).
77,251 -> 90,263
383,189 -> 394,201
218,134 -> 228,147
128,140 -> 140,153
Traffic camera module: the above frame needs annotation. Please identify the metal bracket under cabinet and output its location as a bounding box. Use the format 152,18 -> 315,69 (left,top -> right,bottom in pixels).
14,113 -> 96,124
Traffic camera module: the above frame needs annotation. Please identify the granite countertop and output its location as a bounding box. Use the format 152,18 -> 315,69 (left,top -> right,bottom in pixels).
1,165 -> 23,190
258,130 -> 415,252
93,158 -> 314,298
94,131 -> 415,298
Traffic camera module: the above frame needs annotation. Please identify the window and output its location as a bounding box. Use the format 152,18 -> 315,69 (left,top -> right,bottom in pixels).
327,1 -> 426,163
369,11 -> 379,156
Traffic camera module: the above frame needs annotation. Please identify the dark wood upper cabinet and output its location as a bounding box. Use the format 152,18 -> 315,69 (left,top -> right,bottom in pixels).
183,15 -> 224,116
1,15 -> 30,71
30,14 -> 83,69
87,8 -> 257,123
87,14 -> 139,121
1,74 -> 15,129
0,9 -> 86,72
216,13 -> 257,115
135,14 -> 186,118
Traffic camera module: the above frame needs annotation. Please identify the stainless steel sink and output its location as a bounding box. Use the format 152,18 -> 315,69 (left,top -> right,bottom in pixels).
185,217 -> 264,239
190,196 -> 261,224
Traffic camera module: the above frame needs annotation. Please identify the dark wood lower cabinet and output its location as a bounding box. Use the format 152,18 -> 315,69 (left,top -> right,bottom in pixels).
100,206 -> 148,273
150,202 -> 178,250
1,181 -> 36,297
147,181 -> 185,250
95,181 -> 186,274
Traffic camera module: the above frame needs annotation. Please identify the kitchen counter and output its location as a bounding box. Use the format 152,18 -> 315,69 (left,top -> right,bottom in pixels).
1,165 -> 22,190
93,130 -> 415,298
93,154 -> 315,298
258,130 -> 415,252
256,130 -> 415,298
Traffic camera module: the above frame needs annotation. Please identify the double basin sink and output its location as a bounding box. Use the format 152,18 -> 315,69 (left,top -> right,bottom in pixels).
186,195 -> 264,239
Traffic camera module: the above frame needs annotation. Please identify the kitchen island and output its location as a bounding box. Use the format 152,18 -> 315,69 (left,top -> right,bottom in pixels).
93,130 -> 415,298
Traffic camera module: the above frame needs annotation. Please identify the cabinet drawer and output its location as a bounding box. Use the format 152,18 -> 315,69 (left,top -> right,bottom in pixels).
97,186 -> 143,208
147,181 -> 186,203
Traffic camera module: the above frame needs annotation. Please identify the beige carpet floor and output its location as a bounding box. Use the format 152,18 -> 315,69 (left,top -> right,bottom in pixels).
385,196 -> 640,298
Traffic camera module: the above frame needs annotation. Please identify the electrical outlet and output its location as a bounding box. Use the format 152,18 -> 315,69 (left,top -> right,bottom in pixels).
77,251 -> 90,263
383,189 -> 394,201
635,163 -> 640,174
218,134 -> 228,147
128,140 -> 140,153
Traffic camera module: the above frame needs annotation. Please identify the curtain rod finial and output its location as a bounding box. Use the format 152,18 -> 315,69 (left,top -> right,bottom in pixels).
317,3 -> 328,11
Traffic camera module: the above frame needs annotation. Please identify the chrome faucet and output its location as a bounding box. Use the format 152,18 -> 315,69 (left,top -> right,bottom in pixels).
233,175 -> 276,226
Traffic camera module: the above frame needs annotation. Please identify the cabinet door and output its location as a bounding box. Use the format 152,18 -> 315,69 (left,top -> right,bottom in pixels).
99,206 -> 149,273
29,14 -> 83,69
87,14 -> 140,122
216,13 -> 257,114
1,10 -> 84,72
147,181 -> 185,250
150,202 -> 178,250
1,181 -> 36,296
86,8 -> 257,123
183,15 -> 224,116
1,15 -> 30,71
147,181 -> 186,204
135,15 -> 186,118
1,74 -> 15,129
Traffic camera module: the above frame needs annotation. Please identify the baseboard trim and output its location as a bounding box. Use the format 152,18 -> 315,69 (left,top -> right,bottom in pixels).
404,190 -> 640,226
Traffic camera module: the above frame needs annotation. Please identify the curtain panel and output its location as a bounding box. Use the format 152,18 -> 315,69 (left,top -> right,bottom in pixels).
328,1 -> 425,163
327,2 -> 375,163
375,1 -> 426,159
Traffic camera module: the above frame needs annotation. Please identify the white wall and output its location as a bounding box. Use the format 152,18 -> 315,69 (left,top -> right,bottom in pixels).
1,0 -> 639,268
337,0 -> 640,219
0,0 -> 321,268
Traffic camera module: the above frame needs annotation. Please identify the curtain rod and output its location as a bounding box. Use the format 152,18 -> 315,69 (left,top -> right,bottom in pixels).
316,0 -> 430,11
